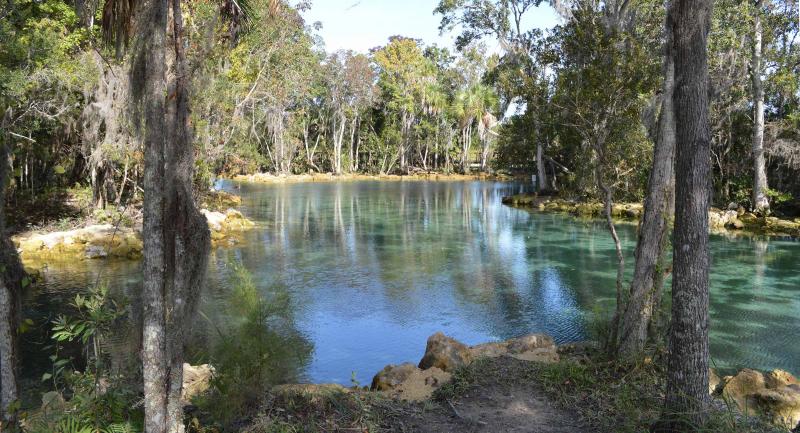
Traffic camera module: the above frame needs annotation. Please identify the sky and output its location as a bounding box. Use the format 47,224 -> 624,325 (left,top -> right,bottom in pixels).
301,0 -> 562,54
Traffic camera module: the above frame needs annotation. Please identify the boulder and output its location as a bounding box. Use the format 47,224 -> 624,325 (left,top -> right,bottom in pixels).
182,363 -> 215,403
752,385 -> 800,430
418,332 -> 473,372
372,364 -> 451,402
723,369 -> 766,415
371,363 -> 419,391
766,370 -> 799,389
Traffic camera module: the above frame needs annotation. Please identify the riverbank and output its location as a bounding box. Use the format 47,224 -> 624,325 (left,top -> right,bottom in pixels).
10,189 -> 255,268
502,193 -> 800,238
207,332 -> 794,433
232,171 -> 519,184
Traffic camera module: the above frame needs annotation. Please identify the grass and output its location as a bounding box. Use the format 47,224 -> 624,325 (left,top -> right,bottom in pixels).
531,354 -> 783,433
239,388 -> 389,433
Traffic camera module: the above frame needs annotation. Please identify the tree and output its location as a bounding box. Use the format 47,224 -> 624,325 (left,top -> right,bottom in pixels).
618,1 -> 677,357
0,114 -> 27,429
653,0 -> 713,429
130,0 -> 212,430
751,0 -> 769,214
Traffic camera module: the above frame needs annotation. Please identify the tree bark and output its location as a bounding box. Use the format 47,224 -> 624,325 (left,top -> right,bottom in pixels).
751,0 -> 769,214
653,0 -> 712,430
0,127 -> 25,428
618,6 -> 677,357
136,0 -> 212,431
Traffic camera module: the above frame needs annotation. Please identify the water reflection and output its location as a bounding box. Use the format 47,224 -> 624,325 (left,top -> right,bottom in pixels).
21,180 -> 800,391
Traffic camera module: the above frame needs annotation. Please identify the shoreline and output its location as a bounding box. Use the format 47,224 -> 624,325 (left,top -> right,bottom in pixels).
232,332 -> 798,432
502,193 -> 800,238
230,171 -> 522,184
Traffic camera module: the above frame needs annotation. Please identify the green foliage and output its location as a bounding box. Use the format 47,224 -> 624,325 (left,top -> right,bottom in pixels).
193,262 -> 312,425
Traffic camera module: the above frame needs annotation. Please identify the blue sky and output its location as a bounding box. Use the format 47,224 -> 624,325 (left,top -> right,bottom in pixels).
301,0 -> 562,54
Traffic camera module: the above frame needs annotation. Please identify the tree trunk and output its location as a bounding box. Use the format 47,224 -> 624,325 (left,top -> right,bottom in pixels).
751,0 -> 769,214
535,119 -> 548,192
654,0 -> 712,430
136,0 -> 212,431
618,7 -> 677,357
0,131 -> 25,428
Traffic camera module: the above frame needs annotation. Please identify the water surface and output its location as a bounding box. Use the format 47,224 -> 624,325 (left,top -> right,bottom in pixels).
22,180 -> 800,392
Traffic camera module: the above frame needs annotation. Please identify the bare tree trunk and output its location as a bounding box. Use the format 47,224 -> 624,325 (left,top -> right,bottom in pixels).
594,159 -> 625,353
751,0 -> 769,214
135,0 -> 211,431
654,0 -> 712,429
618,8 -> 677,357
535,119 -> 548,191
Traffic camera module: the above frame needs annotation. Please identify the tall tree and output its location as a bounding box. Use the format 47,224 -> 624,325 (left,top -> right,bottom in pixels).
0,114 -> 27,429
131,0 -> 212,430
654,0 -> 713,429
618,2 -> 677,357
751,0 -> 769,213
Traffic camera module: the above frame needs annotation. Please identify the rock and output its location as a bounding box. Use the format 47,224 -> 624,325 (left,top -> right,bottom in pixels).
418,332 -> 473,372
710,369 -> 722,395
723,369 -> 766,415
372,364 -> 451,402
470,342 -> 509,359
728,202 -> 739,211
182,363 -> 214,403
752,385 -> 800,430
469,334 -> 559,364
506,334 -> 556,354
726,218 -> 745,230
766,370 -> 799,389
737,206 -> 746,216
371,363 -> 419,391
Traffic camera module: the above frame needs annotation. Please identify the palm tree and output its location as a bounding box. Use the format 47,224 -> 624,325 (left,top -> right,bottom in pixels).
452,83 -> 498,173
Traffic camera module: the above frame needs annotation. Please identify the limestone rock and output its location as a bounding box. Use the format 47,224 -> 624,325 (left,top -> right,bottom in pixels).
373,364 -> 451,402
723,369 -> 766,415
752,385 -> 800,430
506,334 -> 556,353
469,342 -> 509,359
371,363 -> 419,391
418,332 -> 472,372
182,363 -> 215,403
766,370 -> 799,389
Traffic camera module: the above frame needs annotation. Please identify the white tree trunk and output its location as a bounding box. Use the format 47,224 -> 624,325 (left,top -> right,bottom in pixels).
751,0 -> 769,214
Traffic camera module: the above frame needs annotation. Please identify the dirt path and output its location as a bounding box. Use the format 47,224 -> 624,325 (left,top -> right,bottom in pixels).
381,357 -> 590,433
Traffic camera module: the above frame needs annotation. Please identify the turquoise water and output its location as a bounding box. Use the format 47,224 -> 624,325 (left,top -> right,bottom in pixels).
21,180 -> 800,392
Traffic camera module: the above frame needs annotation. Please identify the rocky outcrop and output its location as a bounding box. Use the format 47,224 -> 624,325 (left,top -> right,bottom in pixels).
201,209 -> 255,244
12,225 -> 143,263
502,194 -> 800,237
370,332 -> 561,403
371,363 -> 451,402
12,208 -> 254,266
418,332 -> 473,372
470,334 -> 559,363
720,368 -> 800,430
